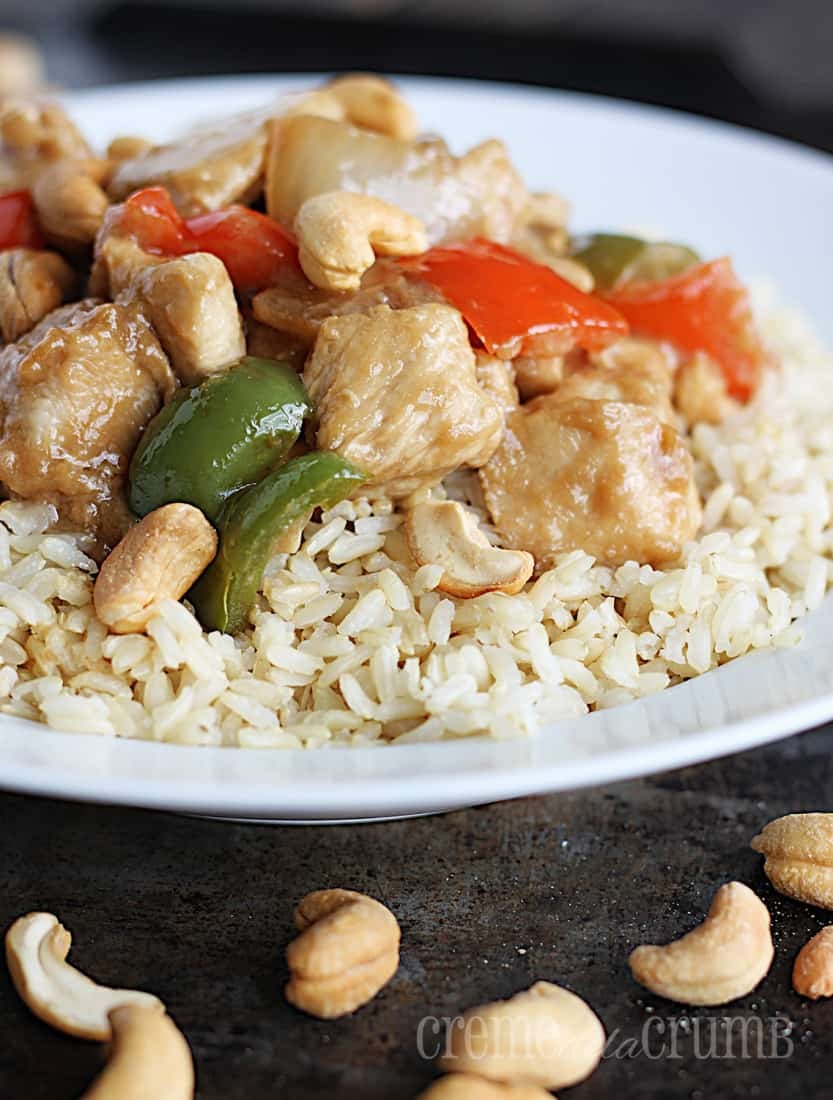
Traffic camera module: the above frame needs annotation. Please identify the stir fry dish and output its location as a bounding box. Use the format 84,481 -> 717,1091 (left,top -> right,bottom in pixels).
0,75 -> 825,746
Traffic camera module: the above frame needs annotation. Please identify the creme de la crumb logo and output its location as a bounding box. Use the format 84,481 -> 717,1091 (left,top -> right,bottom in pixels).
416,1012 -> 796,1063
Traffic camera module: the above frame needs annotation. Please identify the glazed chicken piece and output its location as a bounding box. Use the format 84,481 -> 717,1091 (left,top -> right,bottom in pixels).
92,223 -> 245,384
266,115 -> 528,245
0,300 -> 175,544
556,338 -> 677,425
0,99 -> 91,189
0,248 -> 75,343
480,394 -> 701,569
475,353 -> 519,414
107,109 -> 269,216
304,303 -> 503,497
129,253 -> 245,384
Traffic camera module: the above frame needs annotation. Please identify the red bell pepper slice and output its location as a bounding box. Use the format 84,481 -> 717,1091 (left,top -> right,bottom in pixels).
603,258 -> 768,401
120,186 -> 193,256
186,206 -> 297,292
118,187 -> 297,291
401,238 -> 629,355
0,190 -> 44,250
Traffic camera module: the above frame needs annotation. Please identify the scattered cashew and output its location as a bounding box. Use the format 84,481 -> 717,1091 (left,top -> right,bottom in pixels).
5,912 -> 163,1040
418,1075 -> 553,1100
324,74 -> 418,140
80,1004 -> 194,1100
405,499 -> 533,598
629,882 -> 774,1006
793,926 -> 833,1000
285,888 -> 400,1019
294,190 -> 428,291
93,503 -> 218,634
439,981 -> 605,1090
751,813 -> 833,909
32,157 -> 110,249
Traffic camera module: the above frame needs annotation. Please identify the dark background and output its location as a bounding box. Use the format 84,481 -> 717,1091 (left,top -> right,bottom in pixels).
1,3 -> 833,1098
1,0 -> 832,151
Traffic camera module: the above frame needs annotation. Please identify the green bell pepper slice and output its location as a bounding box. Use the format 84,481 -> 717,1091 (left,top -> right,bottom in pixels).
570,233 -> 700,292
190,451 -> 367,635
129,356 -> 310,524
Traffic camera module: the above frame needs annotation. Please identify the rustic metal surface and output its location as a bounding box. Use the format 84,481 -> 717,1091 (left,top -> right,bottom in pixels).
1,724 -> 832,1097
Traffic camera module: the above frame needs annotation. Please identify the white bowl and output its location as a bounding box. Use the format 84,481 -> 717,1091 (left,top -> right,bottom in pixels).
1,75 -> 831,821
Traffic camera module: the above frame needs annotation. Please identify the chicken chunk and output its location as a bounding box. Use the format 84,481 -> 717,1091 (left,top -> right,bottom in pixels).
91,221 -> 246,384
89,226 -> 158,299
0,248 -> 75,343
475,353 -> 519,414
304,304 -> 503,497
108,110 -> 269,216
556,338 -> 677,425
267,115 -> 527,245
674,352 -> 739,424
0,300 -> 175,543
130,252 -> 246,384
480,394 -> 701,569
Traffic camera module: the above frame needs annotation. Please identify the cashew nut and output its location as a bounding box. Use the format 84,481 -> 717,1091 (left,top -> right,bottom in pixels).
752,813 -> 833,909
80,1005 -> 194,1100
418,1075 -> 552,1100
94,503 -> 218,634
106,135 -> 153,163
285,888 -> 400,1019
0,100 -> 91,164
0,34 -> 44,97
5,912 -> 163,1040
405,499 -> 533,599
547,255 -> 594,293
324,74 -> 418,140
629,882 -> 774,1006
0,247 -> 75,343
793,926 -> 833,1000
282,88 -> 347,123
32,157 -> 110,249
295,190 -> 428,291
439,981 -> 604,1090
